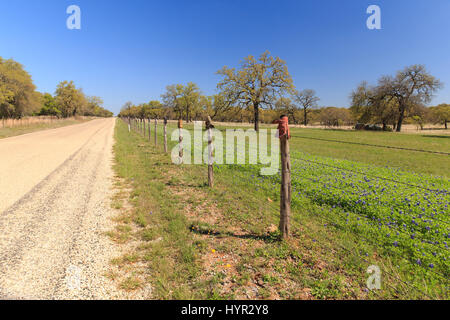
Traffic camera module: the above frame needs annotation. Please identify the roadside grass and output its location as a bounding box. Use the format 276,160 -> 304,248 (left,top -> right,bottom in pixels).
111,119 -> 447,299
0,117 -> 93,139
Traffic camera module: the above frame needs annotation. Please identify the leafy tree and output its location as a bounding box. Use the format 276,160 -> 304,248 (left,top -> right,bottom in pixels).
84,96 -> 103,116
55,81 -> 87,117
0,57 -> 40,118
161,84 -> 184,119
206,93 -> 235,121
217,51 -> 295,131
141,100 -> 164,119
350,81 -> 375,124
430,104 -> 450,129
38,93 -> 61,117
180,82 -> 201,123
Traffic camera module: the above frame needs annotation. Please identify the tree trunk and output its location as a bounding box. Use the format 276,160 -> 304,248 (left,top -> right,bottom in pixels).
186,105 -> 190,123
396,106 -> 406,132
304,108 -> 307,126
445,120 -> 448,130
254,103 -> 259,132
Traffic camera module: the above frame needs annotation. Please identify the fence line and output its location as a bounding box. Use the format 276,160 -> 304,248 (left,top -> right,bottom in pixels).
290,135 -> 450,156
120,117 -> 448,298
0,116 -> 90,129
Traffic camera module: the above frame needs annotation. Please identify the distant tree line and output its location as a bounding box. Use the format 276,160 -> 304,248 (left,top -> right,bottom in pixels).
116,52 -> 446,132
0,57 -> 113,119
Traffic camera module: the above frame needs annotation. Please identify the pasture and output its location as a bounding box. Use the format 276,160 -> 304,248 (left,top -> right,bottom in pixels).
111,119 -> 449,299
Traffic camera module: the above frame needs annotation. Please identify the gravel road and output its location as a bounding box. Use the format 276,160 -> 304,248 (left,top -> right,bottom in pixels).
0,118 -> 134,299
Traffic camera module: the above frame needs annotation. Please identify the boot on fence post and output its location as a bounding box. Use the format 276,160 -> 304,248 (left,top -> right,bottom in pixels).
273,115 -> 291,239
164,117 -> 168,153
154,119 -> 158,145
205,116 -> 215,188
178,119 -> 183,164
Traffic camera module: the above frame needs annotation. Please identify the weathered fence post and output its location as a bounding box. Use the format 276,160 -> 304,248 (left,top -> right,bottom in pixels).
206,116 -> 214,187
164,117 -> 168,153
128,117 -> 130,132
274,115 -> 291,239
143,118 -> 146,137
154,119 -> 158,145
178,119 -> 183,163
148,118 -> 151,141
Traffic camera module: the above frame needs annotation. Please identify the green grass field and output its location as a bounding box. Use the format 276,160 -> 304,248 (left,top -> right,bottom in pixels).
110,119 -> 449,299
0,117 -> 92,139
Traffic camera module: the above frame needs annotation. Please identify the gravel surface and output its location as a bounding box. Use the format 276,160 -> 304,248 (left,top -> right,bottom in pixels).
0,118 -> 146,299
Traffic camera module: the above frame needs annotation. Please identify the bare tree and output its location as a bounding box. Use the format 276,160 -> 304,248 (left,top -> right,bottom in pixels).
293,89 -> 320,126
275,97 -> 299,124
378,65 -> 442,132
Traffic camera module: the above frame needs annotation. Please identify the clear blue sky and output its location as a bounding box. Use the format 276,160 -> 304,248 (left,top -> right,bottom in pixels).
1,0 -> 449,114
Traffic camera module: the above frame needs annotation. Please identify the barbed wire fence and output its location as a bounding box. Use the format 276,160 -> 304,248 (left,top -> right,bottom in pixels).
119,116 -> 449,299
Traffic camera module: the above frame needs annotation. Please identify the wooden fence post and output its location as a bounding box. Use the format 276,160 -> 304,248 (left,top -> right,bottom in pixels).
178,119 -> 183,163
143,118 -> 146,137
154,119 -> 158,145
128,117 -> 130,132
206,116 -> 214,187
274,115 -> 291,239
148,118 -> 151,141
164,117 -> 168,153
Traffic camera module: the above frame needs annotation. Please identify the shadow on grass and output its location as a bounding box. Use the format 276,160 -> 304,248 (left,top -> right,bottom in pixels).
189,224 -> 282,243
421,135 -> 450,139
